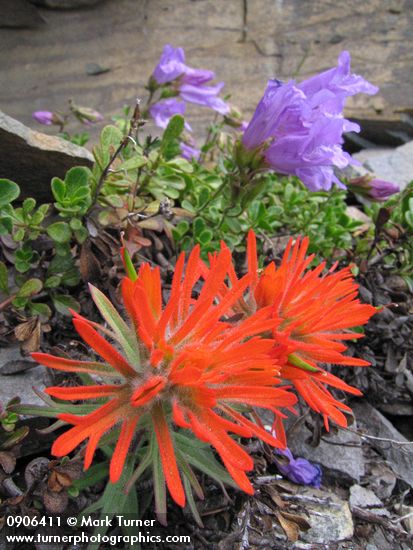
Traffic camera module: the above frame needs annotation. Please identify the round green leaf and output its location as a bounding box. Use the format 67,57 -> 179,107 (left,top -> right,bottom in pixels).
47,222 -> 72,243
17,278 -> 43,298
52,294 -> 80,315
0,179 -> 20,208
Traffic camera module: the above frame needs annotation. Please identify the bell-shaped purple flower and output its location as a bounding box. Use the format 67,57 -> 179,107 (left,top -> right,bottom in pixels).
149,99 -> 191,130
32,111 -> 55,126
179,82 -> 229,115
152,45 -> 229,116
242,80 -> 306,150
241,51 -> 378,191
152,45 -> 187,85
298,51 -> 379,115
275,448 -> 322,488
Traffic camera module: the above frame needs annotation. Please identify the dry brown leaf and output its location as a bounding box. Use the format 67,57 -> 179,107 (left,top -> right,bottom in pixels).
80,240 -> 102,282
279,510 -> 311,531
47,470 -> 72,493
43,489 -> 68,514
0,452 -> 16,474
14,317 -> 37,341
276,510 -> 300,542
21,319 -> 41,354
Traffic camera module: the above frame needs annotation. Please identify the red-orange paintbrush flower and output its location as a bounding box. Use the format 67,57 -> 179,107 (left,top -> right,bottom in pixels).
32,244 -> 296,515
246,231 -> 376,428
212,231 -> 376,428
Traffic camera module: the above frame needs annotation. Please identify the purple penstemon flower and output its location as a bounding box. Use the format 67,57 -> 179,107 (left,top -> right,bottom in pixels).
275,448 -> 322,488
241,51 -> 378,191
148,97 -> 200,161
149,99 -> 191,131
180,141 -> 201,161
152,45 -> 229,115
32,111 -> 55,126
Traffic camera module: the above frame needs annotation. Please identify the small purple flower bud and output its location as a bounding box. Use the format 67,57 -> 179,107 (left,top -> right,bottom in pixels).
275,448 -> 322,488
32,111 -> 55,126
74,107 -> 103,125
348,175 -> 400,201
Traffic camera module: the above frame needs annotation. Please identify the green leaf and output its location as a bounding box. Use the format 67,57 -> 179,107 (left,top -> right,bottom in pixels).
13,228 -> 25,242
0,179 -> 20,207
120,155 -> 146,171
405,210 -> 413,228
166,157 -> 193,173
100,125 -> 123,150
8,402 -> 97,418
52,294 -> 80,315
183,475 -> 203,528
64,166 -> 91,196
45,275 -> 61,288
73,463 -> 108,491
29,302 -> 52,318
152,440 -> 167,526
0,426 -> 29,450
17,278 -> 43,298
175,432 -> 238,489
22,198 -> 36,214
80,457 -> 137,549
47,222 -> 72,243
160,115 -> 184,153
89,285 -> 141,368
51,178 -> 66,202
0,262 -> 8,294
69,218 -> 83,230
198,229 -> 213,245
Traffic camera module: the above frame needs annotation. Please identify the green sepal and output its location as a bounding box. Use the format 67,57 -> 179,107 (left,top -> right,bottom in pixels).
122,247 -> 138,281
288,353 -> 319,372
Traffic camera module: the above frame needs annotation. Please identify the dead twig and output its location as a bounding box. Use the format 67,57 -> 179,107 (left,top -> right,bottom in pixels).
352,506 -> 410,539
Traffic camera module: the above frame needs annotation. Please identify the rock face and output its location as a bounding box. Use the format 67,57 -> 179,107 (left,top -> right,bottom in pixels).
30,0 -> 104,8
352,402 -> 413,488
300,486 -> 354,544
0,345 -> 50,406
0,111 -> 93,202
353,141 -> 413,190
0,0 -> 412,144
286,418 -> 365,485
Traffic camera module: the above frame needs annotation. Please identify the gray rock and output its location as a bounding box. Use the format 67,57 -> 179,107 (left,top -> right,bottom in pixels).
0,0 -> 45,28
352,402 -> 413,488
2,0 -> 413,144
349,484 -> 383,509
353,141 -> 413,191
368,461 -> 397,500
0,111 -> 93,202
287,418 -> 365,485
30,0 -> 104,8
0,345 -> 49,406
299,486 -> 354,543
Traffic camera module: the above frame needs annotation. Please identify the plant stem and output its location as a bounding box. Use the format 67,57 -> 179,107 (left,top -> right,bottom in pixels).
91,101 -> 143,206
0,295 -> 16,312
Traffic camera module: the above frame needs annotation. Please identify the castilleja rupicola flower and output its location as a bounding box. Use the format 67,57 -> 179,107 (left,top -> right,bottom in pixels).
32,232 -> 374,519
216,231 -> 376,429
32,242 -> 296,516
